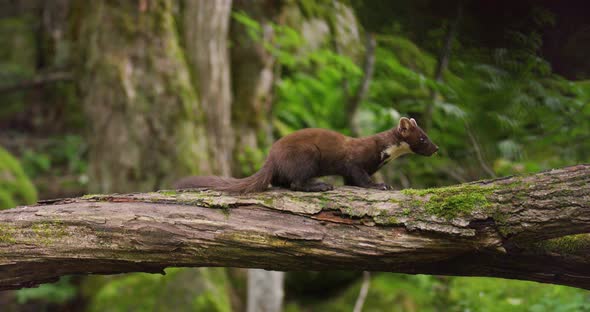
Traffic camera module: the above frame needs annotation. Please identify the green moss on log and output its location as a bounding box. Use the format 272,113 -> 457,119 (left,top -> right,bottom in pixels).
402,184 -> 494,219
531,234 -> 590,256
30,221 -> 68,246
157,190 -> 178,196
0,223 -> 16,244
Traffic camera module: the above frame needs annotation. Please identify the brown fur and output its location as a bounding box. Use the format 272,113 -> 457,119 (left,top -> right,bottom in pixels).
175,117 -> 438,193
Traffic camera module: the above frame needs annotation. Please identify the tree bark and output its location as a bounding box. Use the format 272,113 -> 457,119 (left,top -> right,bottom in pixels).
183,0 -> 234,177
229,3 -> 286,310
230,2 -> 284,307
0,165 -> 589,290
247,269 -> 284,312
75,0 -> 211,193
230,0 -> 282,177
0,71 -> 72,94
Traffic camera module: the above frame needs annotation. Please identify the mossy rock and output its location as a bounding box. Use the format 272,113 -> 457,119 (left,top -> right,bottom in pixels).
0,147 -> 37,209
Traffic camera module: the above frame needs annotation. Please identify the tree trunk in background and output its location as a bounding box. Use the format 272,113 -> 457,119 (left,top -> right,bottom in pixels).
74,0 -> 210,193
73,2 -> 228,310
229,3 -> 285,311
230,0 -> 282,177
247,269 -> 284,312
183,0 -> 233,177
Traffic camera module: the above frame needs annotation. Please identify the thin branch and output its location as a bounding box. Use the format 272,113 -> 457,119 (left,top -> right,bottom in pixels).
353,271 -> 371,312
347,33 -> 377,136
329,0 -> 350,100
0,71 -> 73,93
438,166 -> 468,183
465,122 -> 497,178
424,4 -> 463,130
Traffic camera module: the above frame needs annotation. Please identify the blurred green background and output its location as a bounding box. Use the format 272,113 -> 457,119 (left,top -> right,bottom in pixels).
1,0 -> 589,311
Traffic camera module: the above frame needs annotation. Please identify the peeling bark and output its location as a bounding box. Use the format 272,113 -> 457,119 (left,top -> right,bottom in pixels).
0,165 -> 589,290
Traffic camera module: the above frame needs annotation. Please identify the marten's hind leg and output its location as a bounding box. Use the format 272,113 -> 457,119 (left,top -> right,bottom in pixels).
290,180 -> 333,192
273,144 -> 333,192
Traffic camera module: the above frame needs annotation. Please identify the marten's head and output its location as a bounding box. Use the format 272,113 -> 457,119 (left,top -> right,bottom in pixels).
396,117 -> 438,156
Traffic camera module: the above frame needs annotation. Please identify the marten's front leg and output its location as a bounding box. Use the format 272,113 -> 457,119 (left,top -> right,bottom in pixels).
290,180 -> 334,192
344,166 -> 392,190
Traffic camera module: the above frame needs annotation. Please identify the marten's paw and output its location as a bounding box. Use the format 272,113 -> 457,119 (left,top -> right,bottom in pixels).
314,182 -> 334,192
290,181 -> 334,192
370,183 -> 392,190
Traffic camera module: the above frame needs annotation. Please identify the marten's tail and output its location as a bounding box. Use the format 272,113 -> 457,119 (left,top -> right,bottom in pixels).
174,161 -> 273,194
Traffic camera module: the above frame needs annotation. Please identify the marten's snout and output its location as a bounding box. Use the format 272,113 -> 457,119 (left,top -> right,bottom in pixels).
426,144 -> 438,156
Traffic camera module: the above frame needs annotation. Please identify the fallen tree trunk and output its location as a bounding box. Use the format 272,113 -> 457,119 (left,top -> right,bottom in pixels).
0,165 -> 588,290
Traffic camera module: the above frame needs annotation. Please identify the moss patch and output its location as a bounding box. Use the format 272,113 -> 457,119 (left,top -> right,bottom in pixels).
157,190 -> 178,196
81,194 -> 102,200
402,184 -> 494,219
531,234 -> 590,256
0,223 -> 16,244
30,221 -> 68,246
424,192 -> 490,219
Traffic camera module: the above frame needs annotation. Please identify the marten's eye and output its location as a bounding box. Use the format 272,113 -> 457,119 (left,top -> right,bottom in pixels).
419,137 -> 426,143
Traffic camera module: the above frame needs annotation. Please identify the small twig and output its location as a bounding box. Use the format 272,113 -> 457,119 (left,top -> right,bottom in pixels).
399,172 -> 411,189
0,71 -> 73,93
465,122 -> 496,178
329,0 -> 350,99
439,166 -> 468,183
353,271 -> 371,312
424,4 -> 463,130
347,33 -> 376,136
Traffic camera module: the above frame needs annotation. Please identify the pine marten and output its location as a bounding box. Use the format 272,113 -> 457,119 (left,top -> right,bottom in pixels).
175,117 -> 438,193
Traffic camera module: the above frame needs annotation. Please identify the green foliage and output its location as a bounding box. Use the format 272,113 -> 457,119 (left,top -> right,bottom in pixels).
450,277 -> 590,312
85,268 -> 232,312
0,147 -> 37,209
20,135 -> 87,179
273,48 -> 363,134
16,276 -> 77,304
236,145 -> 267,176
234,10 -> 363,136
288,273 -> 590,312
291,274 -> 439,312
0,15 -> 38,119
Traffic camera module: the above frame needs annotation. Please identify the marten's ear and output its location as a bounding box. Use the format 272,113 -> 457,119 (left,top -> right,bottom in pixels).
398,117 -> 412,137
410,118 -> 418,127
